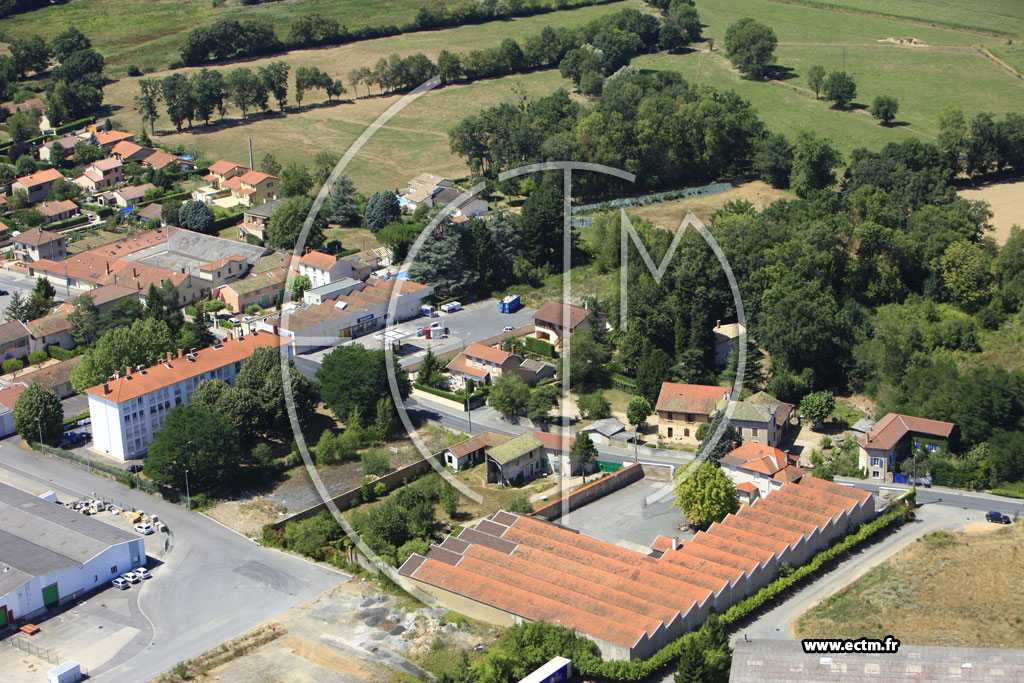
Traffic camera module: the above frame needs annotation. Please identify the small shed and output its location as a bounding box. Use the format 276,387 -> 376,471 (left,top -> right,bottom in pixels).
48,661 -> 82,683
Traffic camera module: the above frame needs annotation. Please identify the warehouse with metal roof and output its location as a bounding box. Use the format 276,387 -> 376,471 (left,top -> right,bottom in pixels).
398,477 -> 875,661
0,483 -> 145,627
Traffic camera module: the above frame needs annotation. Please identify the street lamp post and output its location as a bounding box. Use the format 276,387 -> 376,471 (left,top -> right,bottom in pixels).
184,469 -> 191,511
36,417 -> 42,453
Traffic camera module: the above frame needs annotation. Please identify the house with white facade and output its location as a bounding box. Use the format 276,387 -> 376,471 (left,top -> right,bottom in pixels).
445,342 -> 522,388
0,482 -> 145,627
85,332 -> 285,460
858,413 -> 956,482
719,442 -> 805,497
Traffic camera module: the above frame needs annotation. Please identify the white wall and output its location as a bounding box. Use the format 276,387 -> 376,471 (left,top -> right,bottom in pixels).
0,538 -> 144,622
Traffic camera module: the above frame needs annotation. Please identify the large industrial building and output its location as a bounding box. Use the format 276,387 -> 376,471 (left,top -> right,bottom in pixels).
85,331 -> 285,460
399,477 -> 875,661
0,483 -> 145,627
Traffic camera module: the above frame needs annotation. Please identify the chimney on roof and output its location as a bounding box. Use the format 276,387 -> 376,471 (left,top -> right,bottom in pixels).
125,366 -> 130,378
105,261 -> 110,275
103,382 -> 109,394
166,352 -> 172,363
177,348 -> 183,358
113,371 -> 120,379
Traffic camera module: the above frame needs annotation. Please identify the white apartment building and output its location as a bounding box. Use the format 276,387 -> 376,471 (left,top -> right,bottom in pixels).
85,332 -> 285,460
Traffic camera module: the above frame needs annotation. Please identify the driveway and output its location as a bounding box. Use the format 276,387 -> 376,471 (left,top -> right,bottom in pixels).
0,441 -> 345,683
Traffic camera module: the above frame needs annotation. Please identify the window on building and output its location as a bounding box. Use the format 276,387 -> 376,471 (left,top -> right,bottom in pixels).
872,470 -> 880,478
110,566 -> 118,575
752,428 -> 758,437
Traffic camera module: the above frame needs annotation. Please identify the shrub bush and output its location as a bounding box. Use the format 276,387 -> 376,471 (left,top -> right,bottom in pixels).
48,345 -> 77,361
127,65 -> 143,77
524,336 -> 556,357
203,300 -> 226,312
27,351 -> 48,366
3,358 -> 24,374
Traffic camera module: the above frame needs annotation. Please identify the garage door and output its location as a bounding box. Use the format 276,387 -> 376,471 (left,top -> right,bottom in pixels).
0,606 -> 7,628
42,584 -> 58,608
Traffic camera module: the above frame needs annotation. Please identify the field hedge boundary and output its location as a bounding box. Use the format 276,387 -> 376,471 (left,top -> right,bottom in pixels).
524,336 -> 555,358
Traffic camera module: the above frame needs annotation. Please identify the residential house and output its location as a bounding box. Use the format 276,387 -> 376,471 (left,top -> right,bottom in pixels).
61,283 -> 141,316
443,430 -> 511,470
109,140 -> 155,164
12,228 -> 67,263
0,320 -> 32,361
0,380 -> 28,437
745,391 -> 795,437
37,200 -> 79,225
204,160 -> 248,189
532,301 -> 589,350
237,197 -> 286,242
92,130 -> 134,150
398,172 -> 453,212
74,157 -> 124,191
714,398 -> 781,447
712,320 -> 746,366
445,342 -> 522,388
0,98 -> 44,123
858,413 -> 956,481
39,136 -> 77,163
136,203 -> 163,224
485,432 -> 544,485
531,430 -> 587,476
227,171 -> 278,206
25,312 -> 73,351
298,251 -> 349,288
112,183 -> 155,208
432,186 -> 488,218
9,356 -> 81,398
11,168 -> 64,204
213,253 -> 290,312
141,150 -> 193,172
302,278 -> 363,306
719,442 -> 805,497
655,382 -> 729,440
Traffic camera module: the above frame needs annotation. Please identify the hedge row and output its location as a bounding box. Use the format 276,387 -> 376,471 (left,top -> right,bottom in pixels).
47,214 -> 90,232
35,443 -> 161,493
135,190 -> 192,210
53,116 -> 97,135
570,501 -> 912,680
48,345 -> 78,361
524,336 -> 556,358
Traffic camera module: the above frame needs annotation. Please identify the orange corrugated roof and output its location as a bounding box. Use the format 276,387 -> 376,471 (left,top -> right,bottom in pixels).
720,513 -> 804,549
797,476 -> 873,502
859,412 -> 955,450
462,342 -> 515,365
691,530 -> 774,567
650,535 -> 675,553
447,430 -> 511,457
706,522 -> 789,559
208,160 -> 246,175
85,332 -> 285,404
445,355 -> 489,379
14,167 -> 63,188
238,170 -> 275,185
737,505 -> 816,539
735,482 -> 758,493
660,547 -> 746,586
298,251 -> 337,270
94,130 -> 134,146
771,488 -> 848,522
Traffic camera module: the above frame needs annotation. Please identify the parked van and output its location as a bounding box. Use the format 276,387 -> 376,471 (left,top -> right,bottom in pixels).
440,301 -> 462,313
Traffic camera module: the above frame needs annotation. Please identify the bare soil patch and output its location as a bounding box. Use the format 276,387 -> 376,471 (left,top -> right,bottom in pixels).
625,180 -> 796,230
795,522 -> 1024,648
959,178 -> 1024,245
877,36 -> 931,46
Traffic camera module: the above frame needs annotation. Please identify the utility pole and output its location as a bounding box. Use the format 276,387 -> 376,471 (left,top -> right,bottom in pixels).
248,137 -> 254,171
184,469 -> 191,511
36,417 -> 42,452
843,44 -> 846,72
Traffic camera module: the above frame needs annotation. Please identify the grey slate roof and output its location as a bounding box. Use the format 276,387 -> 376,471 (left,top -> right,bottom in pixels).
243,197 -> 287,219
0,482 -> 136,594
580,417 -> 626,437
124,227 -> 271,273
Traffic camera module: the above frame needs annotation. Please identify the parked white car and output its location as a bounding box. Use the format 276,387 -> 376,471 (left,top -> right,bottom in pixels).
134,523 -> 154,535
121,571 -> 140,584
135,567 -> 151,580
111,577 -> 130,590
440,302 -> 462,313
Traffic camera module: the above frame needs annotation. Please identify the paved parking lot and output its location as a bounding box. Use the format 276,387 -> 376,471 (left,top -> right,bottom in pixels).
308,299 -> 536,367
560,479 -> 692,552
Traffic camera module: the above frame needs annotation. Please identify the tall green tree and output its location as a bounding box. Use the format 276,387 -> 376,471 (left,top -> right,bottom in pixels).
267,195 -> 326,250
870,95 -> 899,125
807,64 -> 825,99
327,173 -> 361,225
280,162 -> 313,197
135,78 -> 162,133
799,390 -> 835,429
144,405 -> 240,493
70,318 -> 175,392
526,384 -> 560,425
724,18 -> 777,78
13,384 -> 63,444
66,293 -> 99,345
823,70 -> 856,108
317,345 -> 410,423
162,72 -> 195,130
753,132 -> 794,189
50,26 -> 91,61
570,430 -> 599,482
258,60 -> 290,111
519,174 -> 563,268
235,346 -> 320,432
490,373 -> 530,420
636,347 -> 673,404
790,130 -> 843,198
224,67 -> 264,119
365,190 -> 400,233
260,152 -> 281,176
673,461 -> 739,527
190,67 -> 225,125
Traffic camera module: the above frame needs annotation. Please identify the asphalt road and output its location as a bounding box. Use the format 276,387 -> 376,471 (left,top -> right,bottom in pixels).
0,439 -> 345,683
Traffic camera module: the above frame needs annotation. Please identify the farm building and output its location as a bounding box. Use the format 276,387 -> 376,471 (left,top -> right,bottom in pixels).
399,478 -> 875,661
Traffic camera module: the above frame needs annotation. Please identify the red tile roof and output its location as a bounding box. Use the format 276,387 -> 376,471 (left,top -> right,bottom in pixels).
531,430 -> 575,452
38,200 -> 78,218
14,167 -> 63,189
858,412 -> 955,450
656,382 -> 729,414
735,481 -> 758,493
462,342 -> 515,365
208,160 -> 247,175
94,130 -> 134,147
298,251 -> 337,270
13,228 -> 64,246
447,430 -> 511,458
0,381 -> 28,411
444,355 -> 489,379
650,535 -> 676,553
85,332 -> 285,404
238,170 -> 275,185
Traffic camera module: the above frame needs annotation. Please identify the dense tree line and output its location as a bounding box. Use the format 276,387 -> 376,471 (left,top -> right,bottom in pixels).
450,70 -> 762,192
179,0 -> 625,66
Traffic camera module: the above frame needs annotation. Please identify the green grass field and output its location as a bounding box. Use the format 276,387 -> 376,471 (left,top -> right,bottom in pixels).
0,0 -> 616,77
773,0 -> 1024,37
989,43 -> 1024,74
